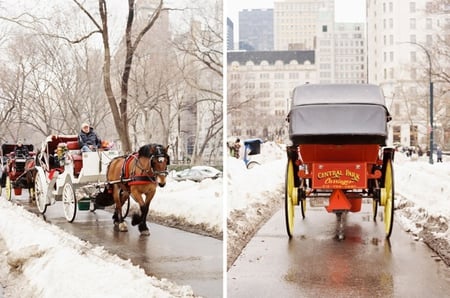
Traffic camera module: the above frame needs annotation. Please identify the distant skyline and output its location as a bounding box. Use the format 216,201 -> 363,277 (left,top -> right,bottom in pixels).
227,0 -> 366,44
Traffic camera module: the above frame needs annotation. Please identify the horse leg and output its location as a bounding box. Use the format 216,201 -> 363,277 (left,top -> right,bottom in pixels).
130,188 -> 155,236
112,185 -> 128,232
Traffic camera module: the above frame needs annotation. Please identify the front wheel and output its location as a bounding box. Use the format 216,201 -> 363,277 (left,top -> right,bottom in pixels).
246,160 -> 260,169
62,182 -> 77,222
285,159 -> 297,238
34,168 -> 48,214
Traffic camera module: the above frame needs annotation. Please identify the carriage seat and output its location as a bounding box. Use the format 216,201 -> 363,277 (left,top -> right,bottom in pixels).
66,141 -> 82,176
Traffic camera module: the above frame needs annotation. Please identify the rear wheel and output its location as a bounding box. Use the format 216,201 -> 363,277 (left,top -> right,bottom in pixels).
285,159 -> 297,238
381,159 -> 394,238
34,169 -> 48,214
62,182 -> 77,222
121,197 -> 130,218
246,160 -> 260,169
372,199 -> 378,221
5,176 -> 12,201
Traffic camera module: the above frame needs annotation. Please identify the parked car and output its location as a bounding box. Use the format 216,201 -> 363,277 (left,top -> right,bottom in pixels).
172,166 -> 222,182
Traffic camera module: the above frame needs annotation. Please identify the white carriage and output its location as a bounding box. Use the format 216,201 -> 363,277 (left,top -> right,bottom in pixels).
34,135 -> 127,222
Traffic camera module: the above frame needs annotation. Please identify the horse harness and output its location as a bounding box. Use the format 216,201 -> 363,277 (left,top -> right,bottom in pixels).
120,145 -> 169,185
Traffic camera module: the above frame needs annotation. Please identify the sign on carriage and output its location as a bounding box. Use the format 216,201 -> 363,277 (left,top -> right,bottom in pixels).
312,163 -> 367,189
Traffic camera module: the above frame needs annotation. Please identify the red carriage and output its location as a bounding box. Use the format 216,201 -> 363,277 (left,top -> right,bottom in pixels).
0,143 -> 36,201
285,84 -> 395,240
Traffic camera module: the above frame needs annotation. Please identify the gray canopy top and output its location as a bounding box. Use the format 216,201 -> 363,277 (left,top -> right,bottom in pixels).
292,84 -> 387,107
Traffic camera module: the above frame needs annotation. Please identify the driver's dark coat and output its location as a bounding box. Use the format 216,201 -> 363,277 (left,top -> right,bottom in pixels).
78,127 -> 101,148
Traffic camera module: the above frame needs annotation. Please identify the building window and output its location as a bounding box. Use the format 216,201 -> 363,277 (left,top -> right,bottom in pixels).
410,2 -> 416,13
410,51 -> 416,62
426,18 -> 432,29
410,18 -> 416,29
426,34 -> 432,45
410,34 -> 416,43
322,25 -> 327,32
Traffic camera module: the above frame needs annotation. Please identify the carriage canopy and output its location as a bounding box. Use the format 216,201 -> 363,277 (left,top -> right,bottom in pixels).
288,84 -> 391,145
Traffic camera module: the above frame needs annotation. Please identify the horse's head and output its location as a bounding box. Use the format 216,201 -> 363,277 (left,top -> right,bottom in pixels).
139,144 -> 170,187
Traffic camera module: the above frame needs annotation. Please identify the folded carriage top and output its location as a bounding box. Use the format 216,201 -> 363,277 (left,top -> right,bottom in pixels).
288,84 -> 391,145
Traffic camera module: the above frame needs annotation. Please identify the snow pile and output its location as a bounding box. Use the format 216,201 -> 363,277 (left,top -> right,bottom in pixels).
152,176 -> 223,238
0,199 -> 194,298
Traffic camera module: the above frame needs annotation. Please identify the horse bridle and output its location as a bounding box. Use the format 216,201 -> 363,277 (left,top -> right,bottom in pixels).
150,145 -> 169,177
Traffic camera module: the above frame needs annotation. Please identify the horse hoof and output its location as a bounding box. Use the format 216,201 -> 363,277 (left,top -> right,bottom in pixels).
119,222 -> 128,232
140,230 -> 150,236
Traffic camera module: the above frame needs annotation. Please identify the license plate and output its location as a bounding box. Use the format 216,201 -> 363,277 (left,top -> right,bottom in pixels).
309,197 -> 329,207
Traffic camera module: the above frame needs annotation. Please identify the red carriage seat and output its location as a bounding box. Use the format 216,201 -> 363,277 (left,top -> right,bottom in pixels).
66,141 -> 82,176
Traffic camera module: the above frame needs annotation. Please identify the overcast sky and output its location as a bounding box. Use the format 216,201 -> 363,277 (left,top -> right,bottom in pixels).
226,0 -> 366,25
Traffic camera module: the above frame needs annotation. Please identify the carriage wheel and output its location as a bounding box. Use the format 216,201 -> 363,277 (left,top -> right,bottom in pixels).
5,176 -> 12,201
382,159 -> 394,238
285,159 -> 297,238
62,182 -> 77,223
34,169 -> 48,214
372,199 -> 378,221
122,197 -> 130,219
246,160 -> 260,169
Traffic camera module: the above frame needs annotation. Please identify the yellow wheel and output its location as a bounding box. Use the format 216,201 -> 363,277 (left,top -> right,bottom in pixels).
5,176 -> 12,201
285,159 -> 297,238
382,159 -> 394,238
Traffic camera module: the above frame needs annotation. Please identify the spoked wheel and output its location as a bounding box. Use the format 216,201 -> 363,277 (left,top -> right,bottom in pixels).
381,159 -> 394,238
285,159 -> 297,238
372,199 -> 378,221
299,188 -> 306,219
121,197 -> 130,218
34,169 -> 48,214
5,176 -> 12,201
62,181 -> 77,223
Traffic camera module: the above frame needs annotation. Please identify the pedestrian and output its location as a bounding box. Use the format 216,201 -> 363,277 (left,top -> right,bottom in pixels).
233,138 -> 241,159
436,146 -> 443,163
78,123 -> 102,152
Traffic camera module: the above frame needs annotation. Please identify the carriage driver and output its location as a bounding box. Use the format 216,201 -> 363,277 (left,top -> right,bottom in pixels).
15,139 -> 29,158
79,123 -> 102,152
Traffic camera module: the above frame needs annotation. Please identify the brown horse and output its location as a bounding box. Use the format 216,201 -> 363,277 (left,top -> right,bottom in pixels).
106,144 -> 170,235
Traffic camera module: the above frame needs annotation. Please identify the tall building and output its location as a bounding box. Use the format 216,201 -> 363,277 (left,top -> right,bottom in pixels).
273,0 -> 334,50
367,0 -> 450,150
227,17 -> 234,50
227,51 -> 316,141
317,21 -> 366,84
239,9 -> 274,51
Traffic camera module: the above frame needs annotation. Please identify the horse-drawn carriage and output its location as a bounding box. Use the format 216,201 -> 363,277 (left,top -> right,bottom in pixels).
285,84 -> 395,240
0,143 -> 36,201
34,134 -> 170,235
34,135 -> 123,222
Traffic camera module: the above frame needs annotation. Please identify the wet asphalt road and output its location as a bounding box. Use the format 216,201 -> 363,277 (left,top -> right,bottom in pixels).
228,202 -> 450,297
18,198 -> 223,298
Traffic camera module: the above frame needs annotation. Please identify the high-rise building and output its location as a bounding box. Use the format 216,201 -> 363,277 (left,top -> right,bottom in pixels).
274,0 -> 334,50
227,51 -> 316,141
367,0 -> 450,150
227,17 -> 234,50
239,9 -> 274,51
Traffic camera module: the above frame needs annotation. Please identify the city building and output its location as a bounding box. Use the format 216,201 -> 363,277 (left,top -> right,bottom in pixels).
367,0 -> 450,151
239,9 -> 274,51
227,17 -> 234,50
227,51 -> 316,141
273,0 -> 334,50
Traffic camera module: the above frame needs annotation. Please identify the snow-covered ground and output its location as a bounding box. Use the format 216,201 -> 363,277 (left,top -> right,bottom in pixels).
0,174 -> 222,298
227,142 -> 450,268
